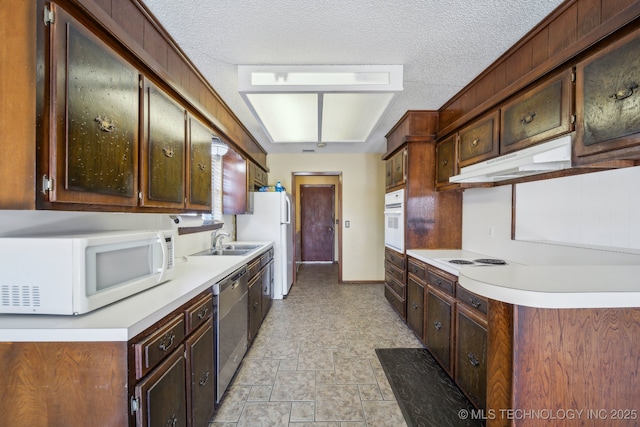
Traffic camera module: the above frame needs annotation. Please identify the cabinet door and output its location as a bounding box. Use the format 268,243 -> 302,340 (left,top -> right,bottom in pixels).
222,149 -> 249,214
455,305 -> 487,409
261,260 -> 274,321
435,134 -> 457,188
141,79 -> 185,208
406,276 -> 424,341
187,116 -> 213,210
458,110 -> 499,167
248,274 -> 262,343
392,149 -> 406,186
186,320 -> 215,427
500,68 -> 573,154
134,345 -> 187,427
385,158 -> 394,188
425,287 -> 454,375
49,6 -> 139,206
575,28 -> 640,158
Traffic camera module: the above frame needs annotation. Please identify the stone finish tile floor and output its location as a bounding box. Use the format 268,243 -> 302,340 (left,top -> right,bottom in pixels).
209,263 -> 423,427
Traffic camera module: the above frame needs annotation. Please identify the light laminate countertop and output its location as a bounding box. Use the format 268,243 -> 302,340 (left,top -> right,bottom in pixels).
0,241 -> 273,342
406,249 -> 640,309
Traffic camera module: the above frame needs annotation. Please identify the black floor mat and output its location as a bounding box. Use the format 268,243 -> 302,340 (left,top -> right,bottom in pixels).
375,348 -> 484,427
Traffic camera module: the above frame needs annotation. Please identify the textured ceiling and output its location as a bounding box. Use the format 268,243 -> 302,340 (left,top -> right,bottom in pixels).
141,0 -> 565,154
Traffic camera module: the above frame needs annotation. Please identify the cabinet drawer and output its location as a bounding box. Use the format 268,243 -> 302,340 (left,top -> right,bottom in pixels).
385,247 -> 405,270
384,284 -> 406,320
385,259 -> 405,284
425,286 -> 454,375
384,271 -> 405,299
134,314 -> 186,380
455,305 -> 487,409
260,250 -> 272,267
186,292 -> 213,334
458,110 -> 499,167
426,268 -> 455,296
456,285 -> 488,316
247,257 -> 261,279
500,68 -> 573,154
407,258 -> 427,282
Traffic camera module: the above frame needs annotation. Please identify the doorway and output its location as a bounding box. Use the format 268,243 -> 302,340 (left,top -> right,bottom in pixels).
291,172 -> 343,282
300,184 -> 334,262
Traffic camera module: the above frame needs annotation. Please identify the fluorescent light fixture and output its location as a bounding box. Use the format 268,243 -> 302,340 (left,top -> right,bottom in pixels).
238,65 -> 403,144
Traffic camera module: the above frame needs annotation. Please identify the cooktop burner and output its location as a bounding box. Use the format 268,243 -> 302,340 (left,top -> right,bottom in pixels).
448,259 -> 474,265
474,258 -> 507,265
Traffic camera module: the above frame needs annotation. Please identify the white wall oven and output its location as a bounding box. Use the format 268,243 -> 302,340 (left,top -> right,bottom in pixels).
384,189 -> 405,252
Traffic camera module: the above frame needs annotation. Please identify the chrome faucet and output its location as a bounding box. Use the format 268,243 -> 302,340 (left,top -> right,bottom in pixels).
212,230 -> 230,250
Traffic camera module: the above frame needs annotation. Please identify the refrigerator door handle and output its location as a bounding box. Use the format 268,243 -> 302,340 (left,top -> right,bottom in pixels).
283,195 -> 291,224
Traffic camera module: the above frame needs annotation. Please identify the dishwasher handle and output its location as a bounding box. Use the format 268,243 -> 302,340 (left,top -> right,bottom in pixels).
218,266 -> 248,293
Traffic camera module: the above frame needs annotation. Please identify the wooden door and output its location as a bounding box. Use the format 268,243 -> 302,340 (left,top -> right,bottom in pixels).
300,185 -> 334,262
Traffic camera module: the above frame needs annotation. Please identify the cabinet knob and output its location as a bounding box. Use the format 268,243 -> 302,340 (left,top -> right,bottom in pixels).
412,302 -> 419,310
165,414 -> 178,427
253,301 -> 259,309
158,331 -> 175,352
434,320 -> 442,330
610,81 -> 638,101
520,112 -> 537,125
471,138 -> 480,147
469,297 -> 482,309
199,370 -> 210,386
197,306 -> 209,319
468,352 -> 480,367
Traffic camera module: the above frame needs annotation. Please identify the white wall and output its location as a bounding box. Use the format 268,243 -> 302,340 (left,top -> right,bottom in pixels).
267,153 -> 385,281
462,169 -> 640,265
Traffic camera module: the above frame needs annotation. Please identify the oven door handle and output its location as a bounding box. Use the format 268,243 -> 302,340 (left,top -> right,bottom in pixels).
384,210 -> 403,215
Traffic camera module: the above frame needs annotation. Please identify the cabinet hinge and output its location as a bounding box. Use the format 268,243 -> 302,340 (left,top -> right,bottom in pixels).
130,396 -> 139,414
571,71 -> 576,83
42,175 -> 53,194
138,191 -> 143,200
43,5 -> 54,25
571,114 -> 576,124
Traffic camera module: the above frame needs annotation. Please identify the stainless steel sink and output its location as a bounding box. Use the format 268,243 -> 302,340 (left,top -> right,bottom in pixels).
222,244 -> 260,250
192,248 -> 252,256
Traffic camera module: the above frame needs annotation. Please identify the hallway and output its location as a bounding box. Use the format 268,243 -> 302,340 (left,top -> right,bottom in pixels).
209,263 -> 423,426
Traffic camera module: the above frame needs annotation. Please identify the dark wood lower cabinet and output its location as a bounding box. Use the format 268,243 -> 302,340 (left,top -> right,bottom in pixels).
455,304 -> 487,410
425,285 -> 454,376
248,273 -> 263,342
406,275 -> 425,340
135,345 -> 187,427
248,251 -> 274,343
187,319 -> 215,427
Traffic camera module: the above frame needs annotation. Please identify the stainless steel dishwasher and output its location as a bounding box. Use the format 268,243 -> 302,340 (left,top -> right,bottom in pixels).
213,265 -> 248,404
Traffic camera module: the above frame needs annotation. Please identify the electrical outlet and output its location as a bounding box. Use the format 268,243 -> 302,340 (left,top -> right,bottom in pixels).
345,220 -> 350,228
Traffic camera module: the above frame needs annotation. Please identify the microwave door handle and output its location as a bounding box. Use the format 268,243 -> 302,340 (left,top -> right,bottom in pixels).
156,232 -> 168,282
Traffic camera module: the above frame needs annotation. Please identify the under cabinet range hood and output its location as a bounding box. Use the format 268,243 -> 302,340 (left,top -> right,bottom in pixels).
449,135 -> 572,183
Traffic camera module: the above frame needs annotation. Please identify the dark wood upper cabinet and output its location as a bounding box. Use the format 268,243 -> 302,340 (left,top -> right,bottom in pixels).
141,79 -> 186,208
187,116 -> 213,210
500,68 -> 574,154
435,134 -> 458,189
222,148 -> 249,214
574,26 -> 640,159
458,110 -> 500,167
48,5 -> 139,206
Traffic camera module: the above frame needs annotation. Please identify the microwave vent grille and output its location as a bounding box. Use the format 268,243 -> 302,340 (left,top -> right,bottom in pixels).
1,285 -> 41,308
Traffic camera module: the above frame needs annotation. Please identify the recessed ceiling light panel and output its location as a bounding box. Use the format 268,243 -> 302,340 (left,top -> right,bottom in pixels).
239,65 -> 403,144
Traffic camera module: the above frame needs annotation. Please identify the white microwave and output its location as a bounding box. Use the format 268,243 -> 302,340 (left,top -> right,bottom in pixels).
0,230 -> 176,315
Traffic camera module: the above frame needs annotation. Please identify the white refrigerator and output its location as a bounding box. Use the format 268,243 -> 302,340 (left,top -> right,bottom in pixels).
237,192 -> 293,299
